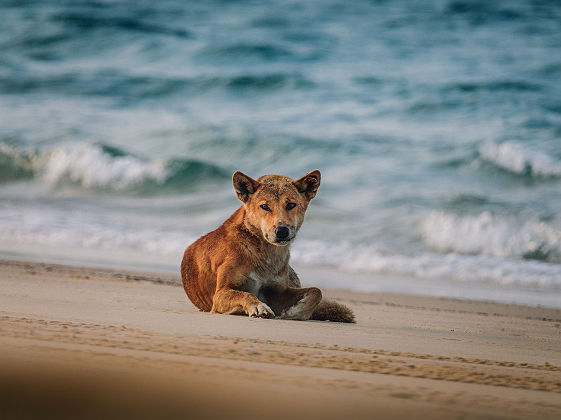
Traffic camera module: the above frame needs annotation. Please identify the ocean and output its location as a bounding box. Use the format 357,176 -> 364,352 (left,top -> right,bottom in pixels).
1,0 -> 560,307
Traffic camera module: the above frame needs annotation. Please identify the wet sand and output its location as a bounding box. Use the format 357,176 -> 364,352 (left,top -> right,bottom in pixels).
1,259 -> 560,419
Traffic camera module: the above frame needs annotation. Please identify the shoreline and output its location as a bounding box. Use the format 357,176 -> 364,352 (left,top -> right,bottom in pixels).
1,258 -> 560,419
3,250 -> 560,309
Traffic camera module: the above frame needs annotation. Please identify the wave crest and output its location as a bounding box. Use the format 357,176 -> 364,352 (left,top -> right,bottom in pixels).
479,141 -> 561,177
35,143 -> 167,190
0,142 -> 228,192
292,239 -> 561,289
422,211 -> 561,263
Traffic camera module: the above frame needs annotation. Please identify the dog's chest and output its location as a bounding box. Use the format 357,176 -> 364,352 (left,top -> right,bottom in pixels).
245,271 -> 285,299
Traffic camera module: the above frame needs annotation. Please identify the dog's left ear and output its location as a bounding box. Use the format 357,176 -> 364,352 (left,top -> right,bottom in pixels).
294,170 -> 321,200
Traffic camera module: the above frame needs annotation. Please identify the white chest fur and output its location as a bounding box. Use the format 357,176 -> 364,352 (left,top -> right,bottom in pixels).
245,271 -> 286,300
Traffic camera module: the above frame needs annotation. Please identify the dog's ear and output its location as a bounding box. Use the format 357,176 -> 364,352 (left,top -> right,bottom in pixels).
233,171 -> 260,202
294,170 -> 321,200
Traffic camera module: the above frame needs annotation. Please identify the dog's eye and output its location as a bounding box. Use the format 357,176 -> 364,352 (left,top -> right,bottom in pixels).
286,203 -> 296,210
260,204 -> 271,211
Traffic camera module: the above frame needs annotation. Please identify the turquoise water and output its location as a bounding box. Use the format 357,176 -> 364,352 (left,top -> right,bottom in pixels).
1,0 -> 561,306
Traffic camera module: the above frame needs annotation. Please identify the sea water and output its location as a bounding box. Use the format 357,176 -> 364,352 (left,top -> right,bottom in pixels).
1,0 -> 560,307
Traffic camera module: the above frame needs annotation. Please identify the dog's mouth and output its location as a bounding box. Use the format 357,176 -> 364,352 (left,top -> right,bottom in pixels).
273,238 -> 293,246
268,234 -> 295,246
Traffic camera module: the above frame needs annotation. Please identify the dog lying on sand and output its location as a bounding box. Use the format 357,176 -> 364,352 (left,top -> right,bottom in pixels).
181,170 -> 355,323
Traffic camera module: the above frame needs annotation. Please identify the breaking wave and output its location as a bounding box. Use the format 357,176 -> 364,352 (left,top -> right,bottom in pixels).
422,211 -> 561,263
478,141 -> 561,177
1,205 -> 560,290
0,142 -> 228,192
292,239 -> 561,289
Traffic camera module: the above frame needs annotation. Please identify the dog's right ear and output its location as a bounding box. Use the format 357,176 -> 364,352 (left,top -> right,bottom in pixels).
233,171 -> 260,202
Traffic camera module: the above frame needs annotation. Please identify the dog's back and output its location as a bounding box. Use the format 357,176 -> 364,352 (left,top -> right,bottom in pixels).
181,230 -> 216,311
181,209 -> 244,311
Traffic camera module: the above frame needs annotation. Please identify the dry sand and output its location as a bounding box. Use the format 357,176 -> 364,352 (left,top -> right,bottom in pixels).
1,258 -> 560,419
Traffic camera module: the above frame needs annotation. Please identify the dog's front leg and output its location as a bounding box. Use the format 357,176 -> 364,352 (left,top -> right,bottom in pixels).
212,265 -> 275,318
212,287 -> 274,318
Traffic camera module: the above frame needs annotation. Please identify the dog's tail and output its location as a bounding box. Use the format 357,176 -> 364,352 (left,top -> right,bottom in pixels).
312,299 -> 355,323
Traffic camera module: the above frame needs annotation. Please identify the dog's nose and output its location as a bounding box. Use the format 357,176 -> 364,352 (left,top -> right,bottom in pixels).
276,226 -> 290,240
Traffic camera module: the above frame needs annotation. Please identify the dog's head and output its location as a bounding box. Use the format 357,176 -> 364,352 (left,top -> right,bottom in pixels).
233,170 -> 321,246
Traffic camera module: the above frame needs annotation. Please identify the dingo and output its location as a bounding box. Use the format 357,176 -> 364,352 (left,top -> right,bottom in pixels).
181,170 -> 355,323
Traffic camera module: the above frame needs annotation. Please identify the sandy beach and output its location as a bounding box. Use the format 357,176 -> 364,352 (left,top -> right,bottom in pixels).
1,258 -> 560,419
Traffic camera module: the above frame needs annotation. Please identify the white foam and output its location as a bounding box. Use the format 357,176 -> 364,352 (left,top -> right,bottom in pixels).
291,239 -> 561,289
30,143 -> 167,190
422,211 -> 561,261
479,141 -> 561,176
0,205 -> 192,267
0,142 -> 27,163
1,203 -> 560,293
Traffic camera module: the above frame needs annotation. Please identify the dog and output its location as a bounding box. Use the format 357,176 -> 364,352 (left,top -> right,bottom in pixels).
181,170 -> 355,323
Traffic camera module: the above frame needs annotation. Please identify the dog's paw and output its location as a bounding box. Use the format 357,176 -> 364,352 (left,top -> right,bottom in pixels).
248,302 -> 275,319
